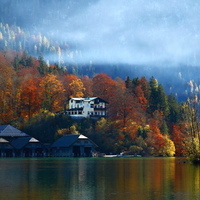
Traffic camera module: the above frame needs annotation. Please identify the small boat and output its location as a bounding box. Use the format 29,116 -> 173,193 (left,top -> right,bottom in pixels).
104,154 -> 118,158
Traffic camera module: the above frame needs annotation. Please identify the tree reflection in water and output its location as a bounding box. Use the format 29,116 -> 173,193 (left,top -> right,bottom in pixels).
0,158 -> 199,200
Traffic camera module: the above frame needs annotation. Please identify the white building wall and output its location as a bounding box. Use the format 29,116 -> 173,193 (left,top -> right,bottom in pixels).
68,98 -> 107,118
82,101 -> 94,117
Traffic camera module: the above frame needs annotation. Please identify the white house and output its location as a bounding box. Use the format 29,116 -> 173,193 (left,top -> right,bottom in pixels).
65,97 -> 108,119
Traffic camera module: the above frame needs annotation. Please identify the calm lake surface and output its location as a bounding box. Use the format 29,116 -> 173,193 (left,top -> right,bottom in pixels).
0,157 -> 200,200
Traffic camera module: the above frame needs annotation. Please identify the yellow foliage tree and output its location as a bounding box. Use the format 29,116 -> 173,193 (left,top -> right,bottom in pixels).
70,125 -> 79,134
69,78 -> 85,98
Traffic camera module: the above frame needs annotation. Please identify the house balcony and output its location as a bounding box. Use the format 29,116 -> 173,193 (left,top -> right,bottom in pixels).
93,107 -> 107,111
66,108 -> 83,116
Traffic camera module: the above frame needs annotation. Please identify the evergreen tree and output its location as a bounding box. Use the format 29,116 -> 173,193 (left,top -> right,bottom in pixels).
168,94 -> 181,123
38,54 -> 47,75
27,56 -> 34,67
161,120 -> 169,135
157,84 -> 169,117
148,77 -> 159,113
13,54 -> 20,70
20,51 -> 30,66
132,77 -> 139,88
125,76 -> 132,89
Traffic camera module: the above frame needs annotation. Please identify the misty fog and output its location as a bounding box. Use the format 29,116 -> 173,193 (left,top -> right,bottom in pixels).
1,0 -> 200,66
58,0 -> 200,65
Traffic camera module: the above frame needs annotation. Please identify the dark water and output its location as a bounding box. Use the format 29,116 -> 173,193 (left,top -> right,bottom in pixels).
0,157 -> 199,200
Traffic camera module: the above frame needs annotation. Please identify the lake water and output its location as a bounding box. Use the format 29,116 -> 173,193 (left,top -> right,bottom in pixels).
0,157 -> 199,200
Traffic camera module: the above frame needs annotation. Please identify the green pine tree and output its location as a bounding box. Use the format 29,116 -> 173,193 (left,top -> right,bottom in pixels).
148,76 -> 159,113
157,84 -> 169,117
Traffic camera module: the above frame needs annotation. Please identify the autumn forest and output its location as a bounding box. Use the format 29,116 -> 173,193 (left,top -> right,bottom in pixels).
0,49 -> 193,156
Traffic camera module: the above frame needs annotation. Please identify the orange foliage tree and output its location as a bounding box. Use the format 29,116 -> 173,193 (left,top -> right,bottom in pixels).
62,74 -> 78,99
39,74 -> 65,112
92,73 -> 116,102
20,77 -> 41,119
131,77 -> 149,110
146,119 -> 175,156
134,84 -> 148,110
109,87 -> 144,140
0,52 -> 18,123
81,75 -> 93,97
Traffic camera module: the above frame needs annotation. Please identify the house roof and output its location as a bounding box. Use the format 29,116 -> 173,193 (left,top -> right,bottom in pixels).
84,97 -> 97,101
11,137 -> 40,150
69,97 -> 108,103
0,125 -> 29,137
70,97 -> 96,101
51,134 -> 97,148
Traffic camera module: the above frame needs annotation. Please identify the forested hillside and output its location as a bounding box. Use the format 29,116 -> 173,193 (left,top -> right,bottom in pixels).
0,1 -> 200,156
0,50 -> 191,156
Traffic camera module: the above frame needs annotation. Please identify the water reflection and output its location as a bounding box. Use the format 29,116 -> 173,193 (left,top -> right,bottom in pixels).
0,158 -> 200,200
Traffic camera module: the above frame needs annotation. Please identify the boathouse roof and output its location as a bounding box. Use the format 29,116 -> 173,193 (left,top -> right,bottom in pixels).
51,134 -> 97,148
11,137 -> 41,150
0,125 -> 29,137
0,137 -> 10,143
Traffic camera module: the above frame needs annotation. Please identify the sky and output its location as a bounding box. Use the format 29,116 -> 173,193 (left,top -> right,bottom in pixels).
47,0 -> 200,65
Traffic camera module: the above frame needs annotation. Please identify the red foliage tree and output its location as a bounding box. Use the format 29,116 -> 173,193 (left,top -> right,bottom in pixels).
171,124 -> 185,156
92,73 -> 116,102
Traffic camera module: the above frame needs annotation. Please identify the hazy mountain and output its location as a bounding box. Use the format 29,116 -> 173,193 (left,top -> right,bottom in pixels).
0,0 -> 200,101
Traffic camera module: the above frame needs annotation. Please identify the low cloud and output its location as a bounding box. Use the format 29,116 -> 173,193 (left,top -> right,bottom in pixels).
11,0 -> 200,65
53,0 -> 200,65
